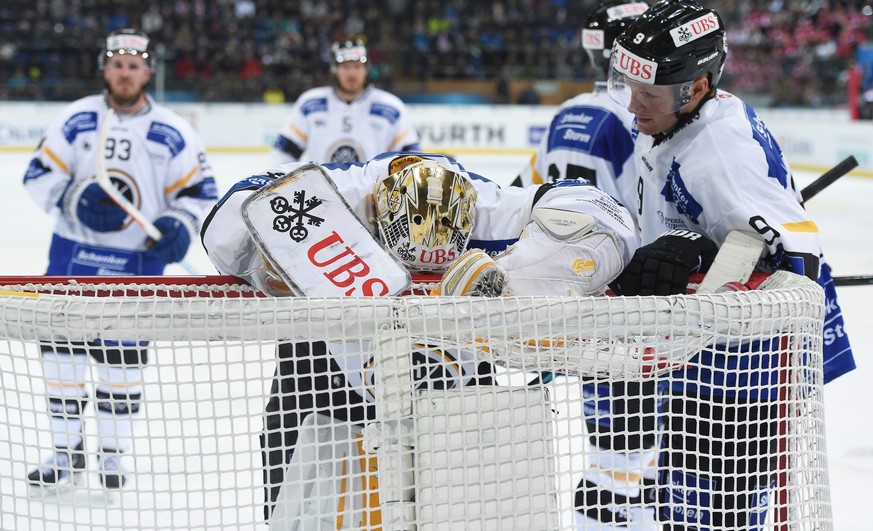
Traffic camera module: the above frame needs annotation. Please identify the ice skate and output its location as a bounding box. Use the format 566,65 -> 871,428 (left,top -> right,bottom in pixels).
98,450 -> 128,490
27,442 -> 86,494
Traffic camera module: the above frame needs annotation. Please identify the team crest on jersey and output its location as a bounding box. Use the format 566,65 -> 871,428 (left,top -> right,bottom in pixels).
98,170 -> 141,230
327,139 -> 365,163
268,190 -> 324,242
660,159 -> 703,223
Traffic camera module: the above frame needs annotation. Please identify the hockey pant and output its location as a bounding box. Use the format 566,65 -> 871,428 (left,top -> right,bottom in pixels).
39,341 -> 147,453
657,391 -> 777,531
576,379 -> 666,530
261,341 -> 495,521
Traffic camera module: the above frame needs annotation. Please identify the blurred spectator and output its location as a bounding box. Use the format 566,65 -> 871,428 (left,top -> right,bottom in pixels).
0,0 -> 868,106
263,82 -> 285,104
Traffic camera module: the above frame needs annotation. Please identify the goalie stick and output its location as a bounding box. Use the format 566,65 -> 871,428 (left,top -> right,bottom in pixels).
95,108 -> 198,274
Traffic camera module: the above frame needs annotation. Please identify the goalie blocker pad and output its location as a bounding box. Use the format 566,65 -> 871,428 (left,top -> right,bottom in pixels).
242,164 -> 411,296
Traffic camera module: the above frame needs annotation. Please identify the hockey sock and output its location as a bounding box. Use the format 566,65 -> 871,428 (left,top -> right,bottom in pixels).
40,348 -> 89,449
95,365 -> 145,453
575,379 -> 665,529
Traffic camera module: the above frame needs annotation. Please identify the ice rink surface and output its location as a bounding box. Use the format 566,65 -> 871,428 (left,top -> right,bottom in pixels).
1,150 -> 871,529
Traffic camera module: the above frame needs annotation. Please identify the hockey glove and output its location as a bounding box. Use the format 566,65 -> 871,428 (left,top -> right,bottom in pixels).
144,215 -> 192,264
611,230 -> 718,296
76,182 -> 128,232
436,249 -> 506,297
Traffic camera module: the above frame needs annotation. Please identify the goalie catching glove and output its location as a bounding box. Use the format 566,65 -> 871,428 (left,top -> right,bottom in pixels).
611,229 -> 718,296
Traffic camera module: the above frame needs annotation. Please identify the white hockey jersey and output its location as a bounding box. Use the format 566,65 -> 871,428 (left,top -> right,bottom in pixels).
516,83 -> 638,211
23,93 -> 218,275
269,85 -> 421,166
622,90 -> 855,388
202,152 -> 639,400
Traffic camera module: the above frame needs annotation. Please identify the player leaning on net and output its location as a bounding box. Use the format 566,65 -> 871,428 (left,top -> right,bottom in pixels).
21,29 -> 218,492
268,38 -> 421,165
200,152 -> 639,521
514,2 -> 666,529
602,1 -> 857,529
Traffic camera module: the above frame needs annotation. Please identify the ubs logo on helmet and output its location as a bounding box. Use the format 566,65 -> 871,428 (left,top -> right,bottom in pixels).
612,43 -> 657,84
582,29 -> 605,50
669,13 -> 720,47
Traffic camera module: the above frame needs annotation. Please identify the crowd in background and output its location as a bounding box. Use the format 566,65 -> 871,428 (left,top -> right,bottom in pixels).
0,0 -> 871,107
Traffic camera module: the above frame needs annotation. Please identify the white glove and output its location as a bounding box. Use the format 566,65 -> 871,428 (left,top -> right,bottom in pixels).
436,249 -> 506,296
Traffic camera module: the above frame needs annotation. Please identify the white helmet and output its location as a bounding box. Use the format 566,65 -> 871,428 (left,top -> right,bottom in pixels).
330,39 -> 368,73
100,28 -> 153,70
374,157 -> 477,272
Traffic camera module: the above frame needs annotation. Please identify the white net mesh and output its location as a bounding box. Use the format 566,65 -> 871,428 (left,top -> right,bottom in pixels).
0,271 -> 830,530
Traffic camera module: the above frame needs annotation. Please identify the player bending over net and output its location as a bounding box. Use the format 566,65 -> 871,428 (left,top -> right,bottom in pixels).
200,153 -> 639,523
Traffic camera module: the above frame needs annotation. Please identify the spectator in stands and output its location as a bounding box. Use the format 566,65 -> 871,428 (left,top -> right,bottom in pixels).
0,0 -> 869,105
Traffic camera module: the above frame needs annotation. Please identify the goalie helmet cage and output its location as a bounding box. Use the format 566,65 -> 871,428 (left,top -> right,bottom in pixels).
0,272 -> 830,530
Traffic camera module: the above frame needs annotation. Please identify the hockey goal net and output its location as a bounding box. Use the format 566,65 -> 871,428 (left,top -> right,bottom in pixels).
0,272 -> 829,530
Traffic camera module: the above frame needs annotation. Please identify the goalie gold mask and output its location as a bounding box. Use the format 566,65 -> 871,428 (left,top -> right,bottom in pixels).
374,158 -> 477,272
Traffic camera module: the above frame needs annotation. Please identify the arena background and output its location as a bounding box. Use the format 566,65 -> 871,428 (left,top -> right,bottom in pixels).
0,1 -> 872,529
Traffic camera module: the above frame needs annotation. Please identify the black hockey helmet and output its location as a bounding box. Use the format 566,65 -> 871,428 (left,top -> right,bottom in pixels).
100,28 -> 154,70
612,0 -> 726,88
581,1 -> 649,78
329,39 -> 368,74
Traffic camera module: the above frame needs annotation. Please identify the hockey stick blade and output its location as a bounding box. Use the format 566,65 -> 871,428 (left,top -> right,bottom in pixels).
800,155 -> 859,204
95,109 -> 198,274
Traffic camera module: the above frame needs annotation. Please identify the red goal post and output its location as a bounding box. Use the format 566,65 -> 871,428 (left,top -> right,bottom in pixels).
0,272 -> 829,530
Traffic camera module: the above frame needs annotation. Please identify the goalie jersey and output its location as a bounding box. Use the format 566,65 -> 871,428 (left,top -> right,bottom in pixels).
269,86 -> 421,165
202,152 -> 639,399
618,90 -> 856,388
23,94 -> 218,275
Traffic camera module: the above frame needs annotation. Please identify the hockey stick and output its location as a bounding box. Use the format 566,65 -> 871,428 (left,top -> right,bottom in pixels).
95,109 -> 198,274
831,275 -> 873,286
800,155 -> 858,205
797,155 -> 871,286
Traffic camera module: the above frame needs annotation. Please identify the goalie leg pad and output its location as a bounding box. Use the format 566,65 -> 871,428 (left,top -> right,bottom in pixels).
271,413 -> 379,531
